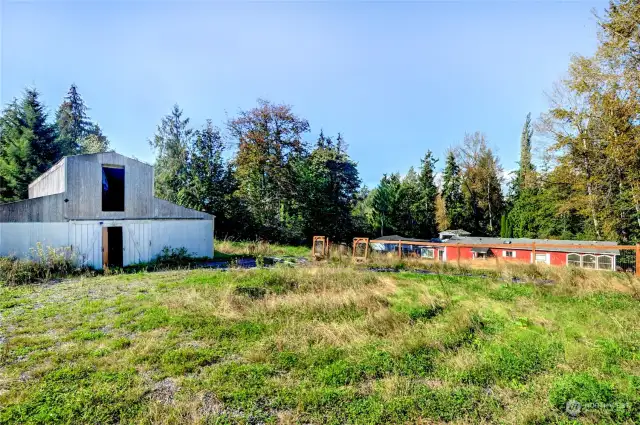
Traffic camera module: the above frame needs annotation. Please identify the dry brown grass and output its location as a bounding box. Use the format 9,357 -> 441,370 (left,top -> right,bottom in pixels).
362,252 -> 640,296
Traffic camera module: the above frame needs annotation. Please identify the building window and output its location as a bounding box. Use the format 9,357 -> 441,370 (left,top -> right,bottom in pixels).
597,255 -> 613,271
504,250 -> 515,258
421,248 -> 434,259
582,254 -> 596,269
567,253 -> 614,271
567,253 -> 581,267
102,166 -> 125,212
535,253 -> 549,264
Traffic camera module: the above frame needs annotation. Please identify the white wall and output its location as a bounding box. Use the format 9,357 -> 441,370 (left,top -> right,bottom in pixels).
0,223 -> 70,257
0,219 -> 213,269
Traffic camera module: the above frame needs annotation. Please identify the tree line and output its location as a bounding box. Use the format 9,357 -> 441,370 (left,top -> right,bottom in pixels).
0,85 -> 110,202
0,0 -> 637,244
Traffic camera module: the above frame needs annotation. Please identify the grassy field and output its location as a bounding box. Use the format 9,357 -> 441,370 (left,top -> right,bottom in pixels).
1,264 -> 640,424
213,240 -> 311,259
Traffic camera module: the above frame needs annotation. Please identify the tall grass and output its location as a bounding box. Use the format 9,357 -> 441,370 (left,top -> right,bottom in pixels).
215,239 -> 310,258
360,253 -> 640,296
0,243 -> 89,286
2,264 -> 640,423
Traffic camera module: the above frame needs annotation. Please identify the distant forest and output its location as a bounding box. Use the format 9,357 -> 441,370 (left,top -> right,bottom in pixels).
0,0 -> 638,244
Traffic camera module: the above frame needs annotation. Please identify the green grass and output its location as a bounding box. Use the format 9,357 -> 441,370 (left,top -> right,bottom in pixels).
214,239 -> 310,259
1,266 -> 639,424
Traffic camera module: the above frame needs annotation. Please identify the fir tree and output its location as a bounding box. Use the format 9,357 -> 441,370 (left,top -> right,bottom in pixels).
417,150 -> 438,238
441,150 -> 464,230
56,84 -> 91,155
0,89 -> 60,202
149,104 -> 192,203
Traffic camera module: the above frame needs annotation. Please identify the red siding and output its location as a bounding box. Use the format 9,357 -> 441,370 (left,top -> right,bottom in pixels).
443,246 -> 570,265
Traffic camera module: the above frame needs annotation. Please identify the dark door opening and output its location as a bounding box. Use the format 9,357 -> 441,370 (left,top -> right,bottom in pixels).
102,166 -> 125,211
102,227 -> 123,268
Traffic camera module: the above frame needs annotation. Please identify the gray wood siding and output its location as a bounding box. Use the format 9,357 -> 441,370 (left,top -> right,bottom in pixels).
152,198 -> 211,219
0,194 -> 67,222
28,158 -> 66,199
1,152 -> 212,222
65,153 -> 155,219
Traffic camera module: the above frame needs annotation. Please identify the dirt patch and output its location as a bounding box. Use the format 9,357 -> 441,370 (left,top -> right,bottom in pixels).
150,378 -> 179,405
199,392 -> 224,415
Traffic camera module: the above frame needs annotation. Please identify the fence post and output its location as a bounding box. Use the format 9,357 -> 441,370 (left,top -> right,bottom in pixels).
636,244 -> 640,277
532,242 -> 536,264
457,245 -> 461,267
398,242 -> 402,258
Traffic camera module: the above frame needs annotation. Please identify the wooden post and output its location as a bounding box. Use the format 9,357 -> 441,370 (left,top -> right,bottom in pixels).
365,240 -> 369,259
532,242 -> 536,264
636,244 -> 640,277
457,245 -> 461,267
398,242 -> 402,258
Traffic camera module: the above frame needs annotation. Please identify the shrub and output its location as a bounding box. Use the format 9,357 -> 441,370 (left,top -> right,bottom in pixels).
154,246 -> 194,267
0,244 -> 87,285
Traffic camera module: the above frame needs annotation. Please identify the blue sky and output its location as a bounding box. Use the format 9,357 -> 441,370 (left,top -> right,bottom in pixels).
1,0 -> 605,187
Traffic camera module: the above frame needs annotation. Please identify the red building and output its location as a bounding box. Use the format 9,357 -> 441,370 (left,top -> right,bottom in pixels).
370,234 -> 619,271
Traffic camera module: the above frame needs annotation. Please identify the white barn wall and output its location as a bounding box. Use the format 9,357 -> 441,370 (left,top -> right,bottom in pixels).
0,220 -> 213,269
0,223 -> 69,257
150,220 -> 213,259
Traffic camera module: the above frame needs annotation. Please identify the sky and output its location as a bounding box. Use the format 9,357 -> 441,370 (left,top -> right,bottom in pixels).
1,0 -> 606,187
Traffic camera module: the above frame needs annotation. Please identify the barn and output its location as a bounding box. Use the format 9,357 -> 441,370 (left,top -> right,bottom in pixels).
0,152 -> 214,269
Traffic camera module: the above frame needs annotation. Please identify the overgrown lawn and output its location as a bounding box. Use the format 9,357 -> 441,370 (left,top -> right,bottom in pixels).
1,266 -> 639,424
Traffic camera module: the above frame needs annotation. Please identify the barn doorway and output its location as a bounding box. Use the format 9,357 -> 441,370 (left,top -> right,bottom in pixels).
102,227 -> 123,268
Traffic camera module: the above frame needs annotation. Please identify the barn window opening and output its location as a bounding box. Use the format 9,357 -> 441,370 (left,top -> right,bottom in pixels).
504,250 -> 515,258
102,166 -> 125,211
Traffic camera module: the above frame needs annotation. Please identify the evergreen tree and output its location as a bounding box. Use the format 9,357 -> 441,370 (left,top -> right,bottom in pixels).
56,84 -> 91,155
149,104 -> 192,204
512,113 -> 534,198
297,132 -> 361,242
441,150 -> 465,230
417,151 -> 438,237
370,174 -> 401,237
178,120 -> 238,237
0,89 -> 60,202
394,167 -> 421,238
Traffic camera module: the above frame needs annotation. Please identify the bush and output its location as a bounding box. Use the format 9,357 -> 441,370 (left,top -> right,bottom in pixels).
0,244 -> 86,285
154,246 -> 194,266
